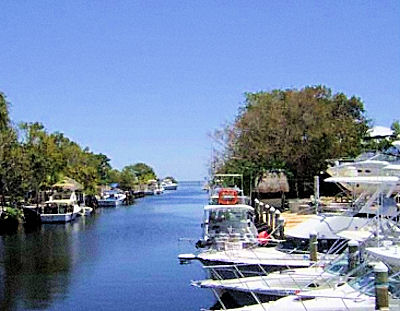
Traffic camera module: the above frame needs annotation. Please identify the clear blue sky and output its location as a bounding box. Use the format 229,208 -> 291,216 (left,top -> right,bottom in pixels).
1,1 -> 399,180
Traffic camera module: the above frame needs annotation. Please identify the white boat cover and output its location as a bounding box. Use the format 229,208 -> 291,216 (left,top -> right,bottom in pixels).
197,247 -> 336,267
285,215 -> 371,240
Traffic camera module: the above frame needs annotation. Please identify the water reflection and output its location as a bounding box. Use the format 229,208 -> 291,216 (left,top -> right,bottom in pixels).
0,182 -> 215,311
0,225 -> 72,310
0,216 -> 101,311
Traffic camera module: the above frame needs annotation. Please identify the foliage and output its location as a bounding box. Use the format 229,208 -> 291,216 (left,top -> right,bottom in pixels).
391,121 -> 400,138
2,206 -> 24,221
212,86 -> 370,195
119,166 -> 139,190
128,163 -> 157,184
0,91 -> 157,202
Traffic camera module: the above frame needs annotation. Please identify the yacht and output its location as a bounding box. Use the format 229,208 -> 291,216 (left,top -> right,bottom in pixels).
162,178 -> 178,190
326,141 -> 400,194
39,191 -> 81,223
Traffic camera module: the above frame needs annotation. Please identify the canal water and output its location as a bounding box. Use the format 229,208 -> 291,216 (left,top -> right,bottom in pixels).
0,181 -> 216,310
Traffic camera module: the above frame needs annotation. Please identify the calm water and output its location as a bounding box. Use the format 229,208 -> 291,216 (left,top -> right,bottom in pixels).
0,182 -> 215,310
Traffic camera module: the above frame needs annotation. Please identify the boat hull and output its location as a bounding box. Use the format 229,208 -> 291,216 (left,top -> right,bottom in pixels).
40,212 -> 77,223
164,185 -> 177,190
98,199 -> 124,207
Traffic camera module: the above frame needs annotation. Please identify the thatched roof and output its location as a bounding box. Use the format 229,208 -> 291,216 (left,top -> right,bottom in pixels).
256,171 -> 289,193
52,177 -> 83,191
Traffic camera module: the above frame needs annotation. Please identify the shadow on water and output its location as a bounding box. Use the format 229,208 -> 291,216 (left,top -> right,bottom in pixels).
0,225 -> 73,310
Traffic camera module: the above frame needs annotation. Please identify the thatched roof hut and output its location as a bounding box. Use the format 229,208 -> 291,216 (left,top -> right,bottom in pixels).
52,177 -> 83,191
256,171 -> 289,193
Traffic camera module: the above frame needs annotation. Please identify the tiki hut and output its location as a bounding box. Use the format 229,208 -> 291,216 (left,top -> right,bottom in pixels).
256,171 -> 289,193
52,177 -> 83,191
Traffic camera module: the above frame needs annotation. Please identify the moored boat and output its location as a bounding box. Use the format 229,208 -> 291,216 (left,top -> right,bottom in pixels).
98,190 -> 126,207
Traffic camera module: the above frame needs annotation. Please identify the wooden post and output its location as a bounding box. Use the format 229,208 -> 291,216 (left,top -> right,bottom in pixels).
269,207 -> 275,229
374,262 -> 389,310
314,175 -> 319,214
274,210 -> 281,231
309,232 -> 318,262
348,240 -> 360,273
254,199 -> 260,223
278,218 -> 285,240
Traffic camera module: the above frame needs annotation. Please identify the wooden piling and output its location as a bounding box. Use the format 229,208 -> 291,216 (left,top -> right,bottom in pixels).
309,232 -> 318,262
348,240 -> 360,273
374,262 -> 389,310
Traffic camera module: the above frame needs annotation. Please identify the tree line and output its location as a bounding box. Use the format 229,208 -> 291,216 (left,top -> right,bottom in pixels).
0,92 -> 156,207
212,86 -> 399,197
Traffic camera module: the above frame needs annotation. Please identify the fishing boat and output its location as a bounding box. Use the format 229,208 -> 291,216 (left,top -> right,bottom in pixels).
193,253 -> 353,305
97,190 -> 126,207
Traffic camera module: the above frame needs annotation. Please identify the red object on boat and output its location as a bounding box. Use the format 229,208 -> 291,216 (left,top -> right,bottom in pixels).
257,231 -> 271,245
218,189 -> 238,205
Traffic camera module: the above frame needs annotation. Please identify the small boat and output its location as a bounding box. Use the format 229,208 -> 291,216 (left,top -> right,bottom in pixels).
98,190 -> 126,207
79,206 -> 94,216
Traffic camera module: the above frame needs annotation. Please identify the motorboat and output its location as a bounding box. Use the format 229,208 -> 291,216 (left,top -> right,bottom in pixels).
38,191 -> 81,223
195,203 -> 259,251
162,178 -> 178,190
98,190 -> 126,207
217,259 -> 400,311
193,253 -> 352,305
79,206 -> 94,216
326,141 -> 400,194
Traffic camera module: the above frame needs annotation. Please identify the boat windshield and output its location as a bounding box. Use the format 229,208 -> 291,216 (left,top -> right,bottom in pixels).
205,208 -> 256,239
349,272 -> 375,296
43,203 -> 73,214
52,192 -> 72,200
324,255 -> 348,275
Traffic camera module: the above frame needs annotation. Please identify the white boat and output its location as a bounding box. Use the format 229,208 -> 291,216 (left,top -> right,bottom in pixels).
162,178 -> 178,190
326,141 -> 400,194
98,190 -> 126,207
79,206 -> 94,216
39,191 -> 81,223
195,203 -> 259,251
220,261 -> 400,311
193,254 -> 350,301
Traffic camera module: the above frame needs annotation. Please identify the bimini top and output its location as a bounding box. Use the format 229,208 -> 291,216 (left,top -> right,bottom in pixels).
204,204 -> 254,212
325,176 -> 399,184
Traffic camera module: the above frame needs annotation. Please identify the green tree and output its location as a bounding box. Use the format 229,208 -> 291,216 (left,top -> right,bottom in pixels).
129,163 -> 157,184
391,121 -> 400,139
119,166 -> 139,190
213,86 -> 369,196
0,93 -> 22,206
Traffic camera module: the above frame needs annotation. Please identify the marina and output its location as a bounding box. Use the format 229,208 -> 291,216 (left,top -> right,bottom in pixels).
0,2 -> 399,310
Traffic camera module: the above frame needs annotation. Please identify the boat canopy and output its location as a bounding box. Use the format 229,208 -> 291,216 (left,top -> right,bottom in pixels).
285,215 -> 371,240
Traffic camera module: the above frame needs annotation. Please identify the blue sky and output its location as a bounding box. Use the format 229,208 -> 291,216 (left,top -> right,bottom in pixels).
1,1 -> 399,180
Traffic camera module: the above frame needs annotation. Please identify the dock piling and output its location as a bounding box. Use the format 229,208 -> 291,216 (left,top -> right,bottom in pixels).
374,262 -> 389,310
309,232 -> 318,262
